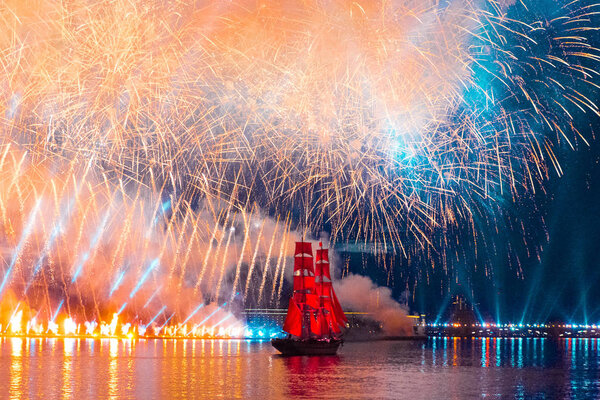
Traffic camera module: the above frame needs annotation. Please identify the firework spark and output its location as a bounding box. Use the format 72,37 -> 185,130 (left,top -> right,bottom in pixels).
0,0 -> 598,330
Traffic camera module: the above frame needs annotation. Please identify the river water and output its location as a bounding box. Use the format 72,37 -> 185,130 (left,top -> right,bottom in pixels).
1,336 -> 599,399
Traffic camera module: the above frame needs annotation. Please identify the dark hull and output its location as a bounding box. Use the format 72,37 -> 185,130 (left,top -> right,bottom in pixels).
271,338 -> 342,356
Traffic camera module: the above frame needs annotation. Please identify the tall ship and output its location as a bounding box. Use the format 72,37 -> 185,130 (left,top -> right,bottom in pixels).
271,241 -> 347,355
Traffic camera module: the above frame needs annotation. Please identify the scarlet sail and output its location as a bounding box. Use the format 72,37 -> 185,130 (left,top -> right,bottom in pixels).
282,299 -> 303,337
292,241 -> 315,298
281,241 -> 346,339
315,246 -> 347,328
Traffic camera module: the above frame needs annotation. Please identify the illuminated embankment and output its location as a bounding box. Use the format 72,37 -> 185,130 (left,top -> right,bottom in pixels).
0,313 -> 283,340
427,323 -> 600,338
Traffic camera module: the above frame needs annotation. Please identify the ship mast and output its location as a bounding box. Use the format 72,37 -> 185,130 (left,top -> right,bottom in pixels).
319,241 -> 324,309
283,240 -> 346,339
283,241 -> 315,338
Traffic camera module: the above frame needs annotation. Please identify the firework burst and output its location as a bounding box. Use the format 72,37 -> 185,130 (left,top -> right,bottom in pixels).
0,0 -> 598,326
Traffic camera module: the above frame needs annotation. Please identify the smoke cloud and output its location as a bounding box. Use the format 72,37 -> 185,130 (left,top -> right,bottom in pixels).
0,148 -> 301,328
334,274 -> 414,336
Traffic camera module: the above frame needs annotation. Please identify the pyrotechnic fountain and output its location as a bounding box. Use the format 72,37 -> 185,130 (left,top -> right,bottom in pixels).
0,148 -> 295,338
0,0 -> 599,338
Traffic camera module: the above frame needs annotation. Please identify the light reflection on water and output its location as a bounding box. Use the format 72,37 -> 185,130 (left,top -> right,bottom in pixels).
1,337 -> 600,399
9,338 -> 22,400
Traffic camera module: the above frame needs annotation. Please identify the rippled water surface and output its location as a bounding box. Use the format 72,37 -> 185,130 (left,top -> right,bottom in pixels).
1,337 -> 600,399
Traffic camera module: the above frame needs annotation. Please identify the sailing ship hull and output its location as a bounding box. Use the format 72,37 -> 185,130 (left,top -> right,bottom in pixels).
271,338 -> 342,356
276,242 -> 347,356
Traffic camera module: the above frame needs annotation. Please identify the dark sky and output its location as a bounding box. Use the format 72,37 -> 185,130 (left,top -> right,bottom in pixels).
393,115 -> 600,324
340,125 -> 600,324
516,119 -> 600,324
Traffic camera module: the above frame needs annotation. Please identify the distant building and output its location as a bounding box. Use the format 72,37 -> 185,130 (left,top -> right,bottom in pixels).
243,309 -> 287,328
243,309 -> 426,338
449,296 -> 478,326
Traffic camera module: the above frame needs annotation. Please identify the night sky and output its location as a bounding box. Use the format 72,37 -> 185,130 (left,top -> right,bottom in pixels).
341,3 -> 600,324
515,116 -> 600,324
349,110 -> 600,324
2,0 -> 600,328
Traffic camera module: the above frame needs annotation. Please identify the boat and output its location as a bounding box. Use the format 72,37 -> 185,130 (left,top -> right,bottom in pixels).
271,241 -> 347,356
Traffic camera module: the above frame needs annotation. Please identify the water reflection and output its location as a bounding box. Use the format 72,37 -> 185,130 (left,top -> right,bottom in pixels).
108,339 -> 119,399
1,338 -> 600,399
62,338 -> 75,399
281,355 -> 341,399
9,338 -> 23,400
